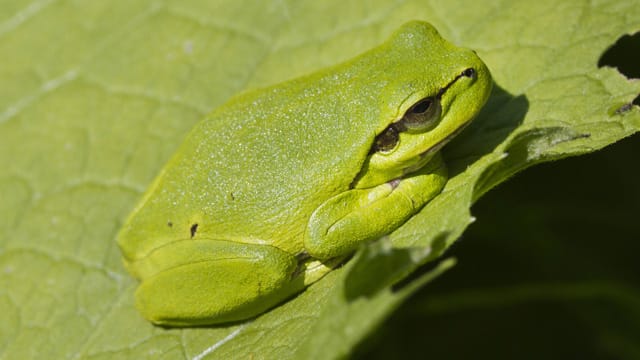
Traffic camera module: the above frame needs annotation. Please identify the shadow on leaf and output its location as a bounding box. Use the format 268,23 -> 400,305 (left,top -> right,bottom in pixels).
343,233 -> 449,300
472,126 -> 591,201
444,82 -> 529,177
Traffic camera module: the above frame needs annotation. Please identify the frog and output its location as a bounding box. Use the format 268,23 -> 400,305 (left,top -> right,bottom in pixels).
117,20 -> 492,326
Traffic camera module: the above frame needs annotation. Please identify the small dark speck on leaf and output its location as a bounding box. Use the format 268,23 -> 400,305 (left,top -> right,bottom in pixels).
616,103 -> 634,114
190,223 -> 198,238
167,221 -> 173,227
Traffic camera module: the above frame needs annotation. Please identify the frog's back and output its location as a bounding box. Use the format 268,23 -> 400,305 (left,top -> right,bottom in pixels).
118,53 -> 389,260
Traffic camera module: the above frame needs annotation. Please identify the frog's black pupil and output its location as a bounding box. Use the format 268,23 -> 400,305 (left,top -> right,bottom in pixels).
412,99 -> 432,114
463,68 -> 476,78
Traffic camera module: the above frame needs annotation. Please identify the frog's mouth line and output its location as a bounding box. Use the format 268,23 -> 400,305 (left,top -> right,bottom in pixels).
397,118 -> 473,179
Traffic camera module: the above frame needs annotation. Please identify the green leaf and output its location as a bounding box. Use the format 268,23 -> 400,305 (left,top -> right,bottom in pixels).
0,1 -> 638,359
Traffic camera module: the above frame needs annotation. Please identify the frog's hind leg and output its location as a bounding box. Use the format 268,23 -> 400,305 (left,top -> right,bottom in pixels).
131,239 -> 303,326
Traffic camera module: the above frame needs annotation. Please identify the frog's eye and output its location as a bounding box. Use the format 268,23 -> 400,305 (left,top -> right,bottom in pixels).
399,97 -> 442,131
372,124 -> 400,153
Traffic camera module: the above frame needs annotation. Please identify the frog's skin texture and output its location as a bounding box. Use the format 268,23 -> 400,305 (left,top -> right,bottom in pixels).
117,21 -> 492,326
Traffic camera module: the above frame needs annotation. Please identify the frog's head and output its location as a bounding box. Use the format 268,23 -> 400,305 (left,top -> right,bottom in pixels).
353,21 -> 492,188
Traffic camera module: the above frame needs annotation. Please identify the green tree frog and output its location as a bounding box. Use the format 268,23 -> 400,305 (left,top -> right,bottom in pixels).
117,21 -> 492,326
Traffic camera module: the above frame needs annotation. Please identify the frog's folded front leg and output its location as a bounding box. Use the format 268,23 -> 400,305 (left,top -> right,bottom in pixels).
304,153 -> 447,260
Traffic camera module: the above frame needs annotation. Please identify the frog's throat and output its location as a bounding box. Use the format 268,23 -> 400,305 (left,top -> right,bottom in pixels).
396,118 -> 472,182
422,118 -> 473,162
